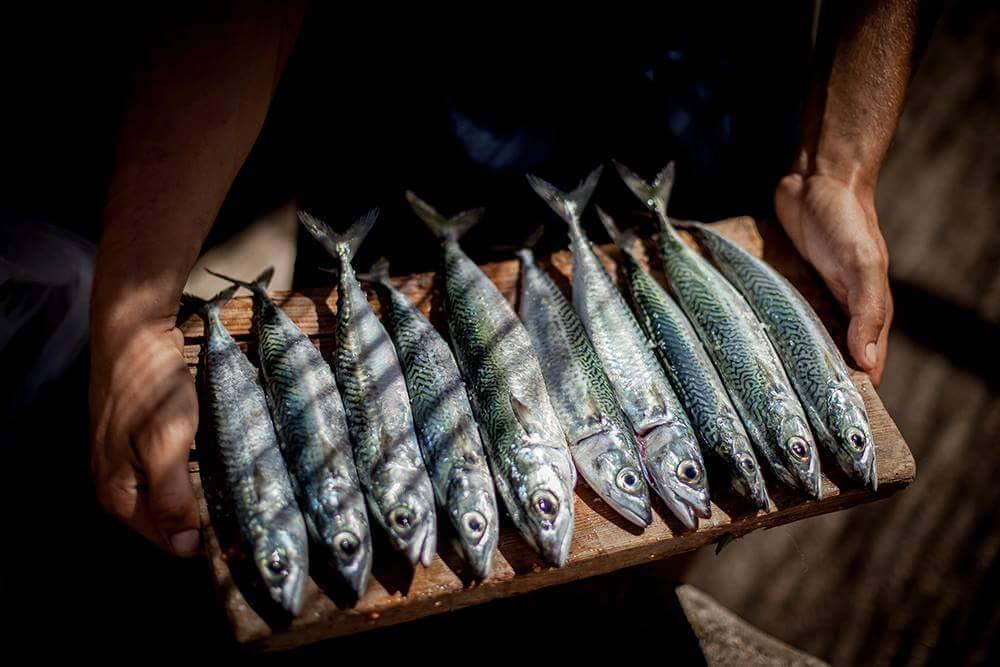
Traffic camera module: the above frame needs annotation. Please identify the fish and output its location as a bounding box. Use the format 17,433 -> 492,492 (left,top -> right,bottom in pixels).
613,160 -> 821,498
204,267 -> 373,597
527,167 -> 710,529
596,210 -> 770,510
678,221 -> 877,490
407,192 -> 576,566
516,242 -> 653,527
298,209 -> 437,567
362,258 -> 500,578
183,284 -> 308,616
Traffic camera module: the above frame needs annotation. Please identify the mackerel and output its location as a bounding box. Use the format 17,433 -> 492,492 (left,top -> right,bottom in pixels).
298,210 -> 437,567
680,221 -> 876,490
614,160 -> 821,498
407,192 -> 576,566
183,284 -> 308,615
528,167 -> 710,529
596,211 -> 770,510
205,267 -> 373,596
364,258 -> 500,578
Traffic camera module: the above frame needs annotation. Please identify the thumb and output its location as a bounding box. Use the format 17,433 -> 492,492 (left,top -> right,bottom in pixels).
845,264 -> 889,375
135,388 -> 201,557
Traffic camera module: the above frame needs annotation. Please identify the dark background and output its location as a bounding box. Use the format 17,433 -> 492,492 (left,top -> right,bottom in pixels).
1,1 -> 998,663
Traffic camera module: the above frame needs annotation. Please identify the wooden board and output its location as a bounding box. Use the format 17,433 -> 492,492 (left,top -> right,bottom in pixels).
181,217 -> 915,652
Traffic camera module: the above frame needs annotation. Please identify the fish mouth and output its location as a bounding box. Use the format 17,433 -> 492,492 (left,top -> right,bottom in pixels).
401,518 -> 437,568
337,549 -> 372,598
800,460 -> 823,500
748,483 -> 772,512
539,521 -> 574,567
854,449 -> 878,492
615,500 -> 654,528
463,533 -> 499,580
271,565 -> 306,616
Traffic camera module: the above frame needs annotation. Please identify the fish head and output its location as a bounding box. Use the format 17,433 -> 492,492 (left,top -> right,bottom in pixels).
827,387 -> 877,491
255,527 -> 308,616
642,421 -> 711,529
326,508 -> 373,597
716,415 -> 770,511
522,463 -> 576,566
777,413 -> 821,499
447,470 -> 500,579
574,428 -> 652,527
386,492 -> 437,568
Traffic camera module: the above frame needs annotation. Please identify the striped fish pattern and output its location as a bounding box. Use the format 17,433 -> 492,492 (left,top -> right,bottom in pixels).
528,167 -> 710,529
683,222 -> 877,490
299,210 -> 437,567
205,267 -> 373,597
185,284 -> 308,616
517,247 -> 653,528
596,211 -> 770,510
408,192 -> 576,567
614,160 -> 821,498
367,259 -> 500,578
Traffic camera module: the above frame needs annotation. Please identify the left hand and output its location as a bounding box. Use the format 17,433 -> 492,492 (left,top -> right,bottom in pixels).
775,171 -> 893,386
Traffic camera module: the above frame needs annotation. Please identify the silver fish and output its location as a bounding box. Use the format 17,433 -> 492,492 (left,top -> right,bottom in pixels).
363,258 -> 500,578
407,192 -> 576,566
596,211 -> 770,511
184,284 -> 308,615
680,221 -> 877,490
517,244 -> 653,527
527,167 -> 711,529
205,267 -> 373,596
298,210 -> 437,567
614,160 -> 821,498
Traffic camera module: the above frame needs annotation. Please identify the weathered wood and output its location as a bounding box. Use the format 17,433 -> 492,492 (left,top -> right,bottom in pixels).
183,216 -> 914,652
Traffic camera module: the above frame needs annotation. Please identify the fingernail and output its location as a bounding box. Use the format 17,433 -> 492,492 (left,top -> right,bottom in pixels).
171,529 -> 201,556
865,343 -> 877,368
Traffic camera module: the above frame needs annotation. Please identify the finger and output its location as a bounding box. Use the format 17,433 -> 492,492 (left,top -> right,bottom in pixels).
845,260 -> 889,375
95,466 -> 167,549
134,381 -> 201,557
868,285 -> 894,387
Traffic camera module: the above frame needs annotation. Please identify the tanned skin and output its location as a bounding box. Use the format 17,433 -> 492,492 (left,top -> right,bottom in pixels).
90,2 -> 925,554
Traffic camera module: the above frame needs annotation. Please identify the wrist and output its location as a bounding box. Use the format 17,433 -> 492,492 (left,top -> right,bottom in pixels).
787,149 -> 876,202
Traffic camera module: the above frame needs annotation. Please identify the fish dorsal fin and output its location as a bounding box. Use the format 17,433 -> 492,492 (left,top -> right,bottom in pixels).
526,165 -> 603,226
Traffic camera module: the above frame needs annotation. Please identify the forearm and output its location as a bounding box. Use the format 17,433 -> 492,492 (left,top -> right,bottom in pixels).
93,3 -> 303,342
794,0 -> 922,192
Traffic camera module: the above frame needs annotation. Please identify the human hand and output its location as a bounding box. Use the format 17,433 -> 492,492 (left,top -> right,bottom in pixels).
90,319 -> 201,555
775,171 -> 893,386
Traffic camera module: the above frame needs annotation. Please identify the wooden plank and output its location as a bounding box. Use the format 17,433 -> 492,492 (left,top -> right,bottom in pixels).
184,217 -> 915,651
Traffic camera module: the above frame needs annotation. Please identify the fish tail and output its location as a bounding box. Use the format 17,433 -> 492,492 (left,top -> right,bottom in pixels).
526,165 -> 603,229
298,208 -> 379,263
595,206 -> 643,258
612,159 -> 675,218
406,191 -> 484,243
178,283 -> 239,322
204,266 -> 275,293
357,257 -> 391,284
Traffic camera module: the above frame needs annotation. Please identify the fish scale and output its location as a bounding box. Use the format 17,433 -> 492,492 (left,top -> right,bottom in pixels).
368,259 -> 500,578
683,222 -> 877,489
205,267 -> 373,596
596,212 -> 770,510
299,209 -> 438,568
527,168 -> 710,529
518,248 -> 653,527
613,160 -> 821,498
188,284 -> 308,616
408,191 -> 576,566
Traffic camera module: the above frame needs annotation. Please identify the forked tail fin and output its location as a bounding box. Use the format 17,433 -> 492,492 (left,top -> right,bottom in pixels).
595,206 -> 643,259
612,159 -> 675,219
406,191 -> 484,243
178,283 -> 240,324
204,266 -> 275,294
298,208 -> 379,263
526,165 -> 603,226
357,257 -> 391,285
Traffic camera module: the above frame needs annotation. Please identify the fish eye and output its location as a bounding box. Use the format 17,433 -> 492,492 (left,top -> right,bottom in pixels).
333,531 -> 360,559
676,459 -> 703,486
530,490 -> 560,521
787,437 -> 810,461
265,549 -> 288,576
461,511 -> 487,539
616,467 -> 642,493
388,506 -> 416,535
739,456 -> 756,473
845,427 -> 866,451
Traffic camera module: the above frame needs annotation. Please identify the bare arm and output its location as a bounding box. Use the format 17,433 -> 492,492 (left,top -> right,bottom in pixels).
776,0 -> 933,385
90,3 -> 304,555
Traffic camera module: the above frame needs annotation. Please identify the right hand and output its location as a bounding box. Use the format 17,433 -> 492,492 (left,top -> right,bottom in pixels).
90,319 -> 201,556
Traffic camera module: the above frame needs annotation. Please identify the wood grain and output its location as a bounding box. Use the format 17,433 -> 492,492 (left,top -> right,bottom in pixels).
183,217 -> 914,651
